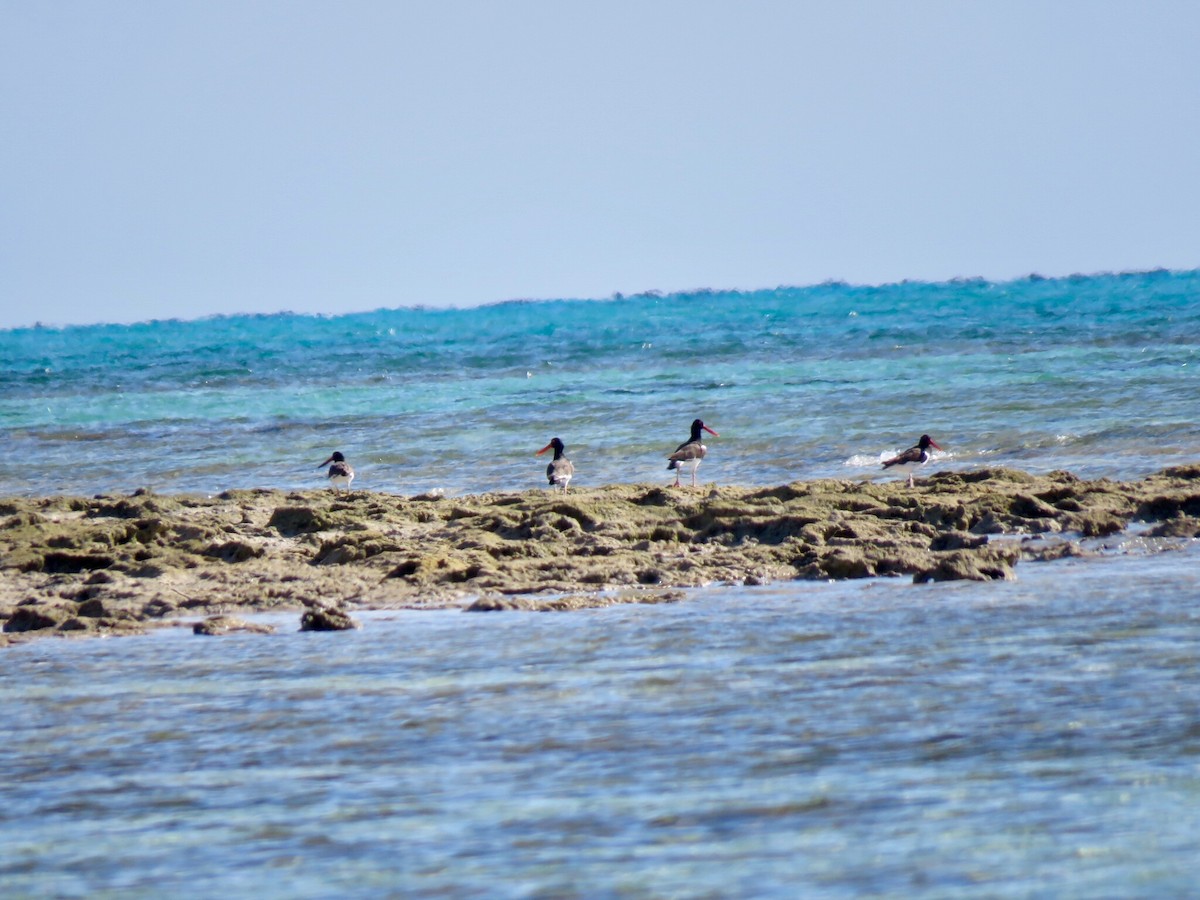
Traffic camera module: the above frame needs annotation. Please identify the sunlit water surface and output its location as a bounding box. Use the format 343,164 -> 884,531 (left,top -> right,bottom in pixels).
5,548 -> 1200,897
4,270 -> 1200,496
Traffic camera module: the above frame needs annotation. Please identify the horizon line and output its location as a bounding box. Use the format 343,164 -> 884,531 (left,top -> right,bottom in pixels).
3,265 -> 1193,334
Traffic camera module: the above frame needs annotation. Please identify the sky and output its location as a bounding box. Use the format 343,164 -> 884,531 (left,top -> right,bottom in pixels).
3,1 -> 1199,329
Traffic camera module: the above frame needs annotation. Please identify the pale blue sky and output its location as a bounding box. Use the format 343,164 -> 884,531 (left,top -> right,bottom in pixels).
3,1 -> 1198,329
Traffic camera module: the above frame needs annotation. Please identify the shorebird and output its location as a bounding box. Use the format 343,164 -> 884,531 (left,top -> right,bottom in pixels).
882,434 -> 942,487
318,451 -> 355,491
668,419 -> 718,488
536,437 -> 574,491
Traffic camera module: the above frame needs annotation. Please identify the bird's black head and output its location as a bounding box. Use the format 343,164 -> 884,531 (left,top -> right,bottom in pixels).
318,451 -> 347,469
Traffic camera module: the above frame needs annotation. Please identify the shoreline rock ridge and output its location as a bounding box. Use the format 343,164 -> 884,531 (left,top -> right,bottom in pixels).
3,464 -> 1199,645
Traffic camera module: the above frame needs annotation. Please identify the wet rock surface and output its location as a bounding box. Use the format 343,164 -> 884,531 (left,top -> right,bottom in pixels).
3,466 -> 1200,646
193,615 -> 277,636
299,603 -> 360,632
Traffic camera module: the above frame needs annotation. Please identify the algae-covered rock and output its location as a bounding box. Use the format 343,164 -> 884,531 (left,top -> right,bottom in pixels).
268,506 -> 322,536
913,547 -> 1019,583
77,597 -> 109,618
8,464 -> 1200,647
140,597 -> 178,618
300,605 -> 359,631
1161,465 -> 1200,481
204,541 -> 264,563
194,615 -> 276,636
87,495 -> 180,519
30,552 -> 116,574
2,511 -> 46,530
1075,512 -> 1127,537
816,549 -> 877,580
1137,494 -> 1200,521
467,589 -> 687,612
268,505 -> 366,536
1019,538 -> 1092,562
1146,517 -> 1200,538
930,531 -> 988,551
941,468 -> 1040,485
4,605 -> 72,632
313,533 -> 395,565
1009,494 -> 1061,520
58,617 -> 95,632
466,596 -> 535,612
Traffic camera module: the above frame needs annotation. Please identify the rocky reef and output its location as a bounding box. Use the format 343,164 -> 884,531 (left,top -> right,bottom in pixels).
3,465 -> 1200,646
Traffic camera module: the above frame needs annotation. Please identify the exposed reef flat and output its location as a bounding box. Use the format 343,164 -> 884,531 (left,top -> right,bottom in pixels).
4,466 -> 1200,646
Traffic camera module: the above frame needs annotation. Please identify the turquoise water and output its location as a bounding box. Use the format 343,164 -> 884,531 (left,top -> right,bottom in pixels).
5,271 -> 1200,896
4,550 -> 1200,897
3,269 -> 1199,496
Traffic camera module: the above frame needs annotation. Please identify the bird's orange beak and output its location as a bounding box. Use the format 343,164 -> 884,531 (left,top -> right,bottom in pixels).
536,443 -> 553,456
703,425 -> 719,437
318,456 -> 335,468
929,440 -> 943,451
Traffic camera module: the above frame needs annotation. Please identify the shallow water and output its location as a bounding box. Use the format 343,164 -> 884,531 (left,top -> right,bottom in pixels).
5,270 -> 1200,895
4,269 -> 1200,496
5,548 -> 1200,897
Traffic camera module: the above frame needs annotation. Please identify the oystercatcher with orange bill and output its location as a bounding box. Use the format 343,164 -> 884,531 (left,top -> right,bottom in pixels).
319,451 -> 355,491
668,419 -> 718,488
536,437 -> 574,491
882,434 -> 942,487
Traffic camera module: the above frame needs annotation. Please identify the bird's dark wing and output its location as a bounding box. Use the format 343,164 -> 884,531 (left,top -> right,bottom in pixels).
882,445 -> 921,468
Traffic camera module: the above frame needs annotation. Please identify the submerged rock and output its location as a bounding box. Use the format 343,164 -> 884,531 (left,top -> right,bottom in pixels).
193,615 -> 276,636
466,596 -> 535,612
466,589 -> 686,612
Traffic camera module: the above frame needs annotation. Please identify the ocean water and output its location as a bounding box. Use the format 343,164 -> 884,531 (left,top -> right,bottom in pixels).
3,269 -> 1199,497
5,271 -> 1200,896
4,550 -> 1200,896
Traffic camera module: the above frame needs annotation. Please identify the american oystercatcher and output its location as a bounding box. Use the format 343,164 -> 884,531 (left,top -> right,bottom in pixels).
882,434 -> 942,487
318,451 -> 355,491
536,437 -> 574,491
668,419 -> 718,488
